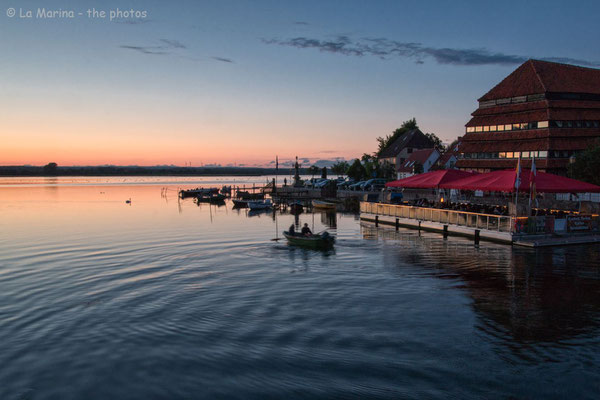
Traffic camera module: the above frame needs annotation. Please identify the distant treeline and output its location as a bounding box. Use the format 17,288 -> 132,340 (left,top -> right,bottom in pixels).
0,166 -> 313,177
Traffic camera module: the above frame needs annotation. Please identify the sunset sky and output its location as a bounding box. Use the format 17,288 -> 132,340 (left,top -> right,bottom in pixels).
2,0 -> 600,167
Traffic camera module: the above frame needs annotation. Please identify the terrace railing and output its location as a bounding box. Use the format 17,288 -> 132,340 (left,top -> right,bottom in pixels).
360,202 -> 515,233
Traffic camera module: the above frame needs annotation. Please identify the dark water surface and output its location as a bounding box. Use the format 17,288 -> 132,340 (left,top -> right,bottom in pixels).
2,178 -> 600,399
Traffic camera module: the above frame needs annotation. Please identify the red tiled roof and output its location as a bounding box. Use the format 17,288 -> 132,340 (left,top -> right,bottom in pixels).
479,60 -> 600,102
397,148 -> 438,172
466,110 -> 548,127
547,100 -> 600,109
456,159 -> 550,169
461,130 -> 550,142
548,109 -> 600,120
456,158 -> 571,171
460,139 -> 550,152
471,100 -> 548,116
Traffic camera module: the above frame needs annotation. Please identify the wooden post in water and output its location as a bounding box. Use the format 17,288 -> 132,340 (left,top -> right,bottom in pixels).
375,215 -> 379,227
395,218 -> 399,231
474,229 -> 480,246
443,225 -> 448,239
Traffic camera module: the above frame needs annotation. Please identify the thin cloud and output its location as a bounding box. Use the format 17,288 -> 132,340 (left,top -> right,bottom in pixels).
264,36 -> 600,67
294,21 -> 309,25
212,56 -> 234,63
119,39 -> 187,56
160,39 -> 186,49
119,45 -> 167,55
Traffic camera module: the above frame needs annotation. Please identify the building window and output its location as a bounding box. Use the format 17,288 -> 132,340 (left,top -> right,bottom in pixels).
497,125 -> 505,132
466,127 -> 475,133
504,124 -> 512,131
539,151 -> 547,158
538,121 -> 549,128
475,126 -> 483,132
506,152 -> 513,158
489,125 -> 497,132
483,126 -> 490,132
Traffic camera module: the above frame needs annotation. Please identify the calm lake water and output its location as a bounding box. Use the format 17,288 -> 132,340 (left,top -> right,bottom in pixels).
2,177 -> 600,399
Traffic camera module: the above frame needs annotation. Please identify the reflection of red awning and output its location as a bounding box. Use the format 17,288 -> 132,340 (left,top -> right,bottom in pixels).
440,169 -> 600,193
385,170 -> 478,189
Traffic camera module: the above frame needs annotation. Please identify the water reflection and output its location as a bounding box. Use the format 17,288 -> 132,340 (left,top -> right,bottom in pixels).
361,224 -> 600,346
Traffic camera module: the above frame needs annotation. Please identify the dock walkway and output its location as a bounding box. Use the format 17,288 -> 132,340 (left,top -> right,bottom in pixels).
360,202 -> 600,247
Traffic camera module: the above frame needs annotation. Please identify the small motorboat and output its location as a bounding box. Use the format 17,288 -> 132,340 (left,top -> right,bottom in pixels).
180,188 -> 219,198
283,231 -> 335,249
312,200 -> 337,210
232,199 -> 249,208
236,191 -> 265,200
248,199 -> 272,210
220,186 -> 232,195
196,193 -> 226,203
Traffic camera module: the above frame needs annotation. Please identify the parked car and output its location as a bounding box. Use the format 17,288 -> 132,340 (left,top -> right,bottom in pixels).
314,179 -> 332,188
360,178 -> 388,191
304,178 -> 327,188
337,178 -> 356,189
348,180 -> 366,191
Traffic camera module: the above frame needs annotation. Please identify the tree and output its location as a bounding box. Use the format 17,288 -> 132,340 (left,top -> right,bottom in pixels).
308,165 -> 320,178
446,139 -> 460,152
568,145 -> 600,185
43,162 -> 58,175
346,159 -> 366,181
425,132 -> 443,149
375,118 -> 419,157
331,160 -> 349,177
381,160 -> 397,179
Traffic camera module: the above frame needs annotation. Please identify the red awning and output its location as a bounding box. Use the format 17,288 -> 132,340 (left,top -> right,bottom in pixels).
439,169 -> 600,193
385,169 -> 478,189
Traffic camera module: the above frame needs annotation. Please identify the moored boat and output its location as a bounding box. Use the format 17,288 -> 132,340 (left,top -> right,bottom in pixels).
283,231 -> 335,249
232,199 -> 249,208
196,193 -> 226,203
236,191 -> 265,200
248,199 -> 272,210
180,187 -> 219,198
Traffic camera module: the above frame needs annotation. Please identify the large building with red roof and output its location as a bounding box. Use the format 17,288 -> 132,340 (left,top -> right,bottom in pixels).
456,59 -> 600,175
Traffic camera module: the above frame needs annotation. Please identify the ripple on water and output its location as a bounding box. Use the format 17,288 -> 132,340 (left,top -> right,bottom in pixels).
2,189 -> 600,399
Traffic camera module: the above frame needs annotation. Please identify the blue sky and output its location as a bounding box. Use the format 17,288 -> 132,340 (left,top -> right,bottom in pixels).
2,0 -> 600,166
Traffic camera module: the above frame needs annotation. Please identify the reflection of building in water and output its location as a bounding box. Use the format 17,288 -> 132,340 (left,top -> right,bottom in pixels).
361,224 -> 600,344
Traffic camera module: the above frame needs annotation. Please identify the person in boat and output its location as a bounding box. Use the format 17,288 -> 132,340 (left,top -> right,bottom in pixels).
301,223 -> 312,236
288,224 -> 296,236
